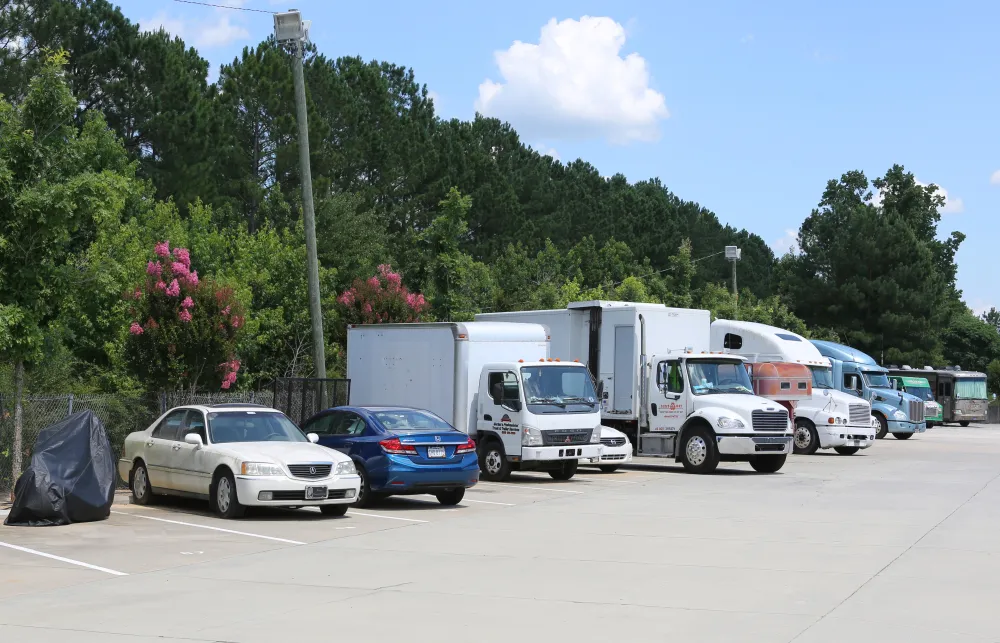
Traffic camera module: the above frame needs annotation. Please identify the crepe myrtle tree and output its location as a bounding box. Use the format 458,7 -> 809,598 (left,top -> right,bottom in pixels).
337,264 -> 428,325
124,242 -> 245,393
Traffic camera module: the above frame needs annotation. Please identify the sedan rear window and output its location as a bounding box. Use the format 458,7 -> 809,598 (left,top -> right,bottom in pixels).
207,411 -> 307,444
372,410 -> 454,432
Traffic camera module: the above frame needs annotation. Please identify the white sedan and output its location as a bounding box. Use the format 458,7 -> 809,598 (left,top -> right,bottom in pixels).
581,425 -> 633,472
119,404 -> 361,518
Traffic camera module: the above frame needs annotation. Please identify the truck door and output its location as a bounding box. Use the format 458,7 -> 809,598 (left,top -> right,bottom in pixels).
478,370 -> 523,458
612,326 -> 635,413
640,359 -> 688,455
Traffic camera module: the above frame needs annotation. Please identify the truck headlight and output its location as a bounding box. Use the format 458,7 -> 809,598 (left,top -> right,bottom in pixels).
522,425 -> 543,447
336,460 -> 357,476
241,462 -> 284,477
590,429 -> 601,443
716,417 -> 745,430
893,410 -> 906,421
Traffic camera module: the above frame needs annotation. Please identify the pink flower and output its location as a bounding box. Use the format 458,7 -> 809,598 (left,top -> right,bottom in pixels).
154,241 -> 170,258
178,309 -> 192,323
228,359 -> 241,372
181,296 -> 194,310
129,322 -> 144,335
165,279 -> 180,297
363,303 -> 373,314
221,305 -> 231,316
367,276 -> 381,289
185,270 -> 199,287
386,272 -> 402,288
337,289 -> 356,306
146,261 -> 162,276
133,288 -> 143,300
221,379 -> 232,390
172,247 -> 191,267
171,261 -> 189,277
231,315 -> 244,329
155,280 -> 167,291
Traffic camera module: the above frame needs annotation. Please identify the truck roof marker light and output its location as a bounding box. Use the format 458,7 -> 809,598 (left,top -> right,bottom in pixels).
574,359 -> 580,363
518,359 -> 524,363
555,358 -> 561,362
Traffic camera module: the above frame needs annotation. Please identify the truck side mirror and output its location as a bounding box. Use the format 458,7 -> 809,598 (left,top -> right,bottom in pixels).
596,380 -> 604,399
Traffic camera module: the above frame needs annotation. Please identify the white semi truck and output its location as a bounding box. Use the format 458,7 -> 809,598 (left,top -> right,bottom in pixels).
710,320 -> 876,455
346,322 -> 602,481
477,302 -> 794,473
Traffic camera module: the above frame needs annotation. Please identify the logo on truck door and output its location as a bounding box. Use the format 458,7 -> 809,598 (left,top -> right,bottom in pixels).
659,401 -> 684,418
493,414 -> 519,436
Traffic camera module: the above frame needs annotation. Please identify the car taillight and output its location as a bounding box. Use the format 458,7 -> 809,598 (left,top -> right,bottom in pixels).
380,437 -> 417,455
455,438 -> 476,454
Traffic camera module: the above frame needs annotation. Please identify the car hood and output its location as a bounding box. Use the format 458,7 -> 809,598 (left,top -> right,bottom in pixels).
600,425 -> 628,440
212,441 -> 349,465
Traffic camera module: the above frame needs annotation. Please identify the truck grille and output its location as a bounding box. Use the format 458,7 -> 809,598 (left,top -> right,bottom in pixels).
542,429 -> 592,446
751,410 -> 788,431
909,400 -> 924,422
287,464 -> 332,479
601,437 -> 626,447
849,404 -> 870,425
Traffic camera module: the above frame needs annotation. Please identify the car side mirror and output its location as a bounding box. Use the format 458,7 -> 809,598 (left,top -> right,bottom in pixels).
307,432 -> 319,443
184,433 -> 204,446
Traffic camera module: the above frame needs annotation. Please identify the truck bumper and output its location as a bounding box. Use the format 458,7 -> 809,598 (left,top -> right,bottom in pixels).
716,434 -> 792,456
888,420 -> 927,434
820,424 -> 874,450
521,445 -> 602,461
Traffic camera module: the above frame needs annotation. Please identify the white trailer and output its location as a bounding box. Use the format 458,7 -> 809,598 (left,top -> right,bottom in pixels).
479,302 -> 794,473
710,320 -> 876,455
347,322 -> 602,481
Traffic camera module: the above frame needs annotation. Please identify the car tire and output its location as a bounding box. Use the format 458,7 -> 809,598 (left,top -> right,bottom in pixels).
680,426 -> 720,474
320,504 -> 349,517
130,461 -> 155,505
211,470 -> 246,519
892,432 -> 913,440
793,419 -> 820,455
549,460 -> 578,481
749,454 -> 787,473
599,465 -> 621,473
834,446 -> 859,455
874,414 -> 889,439
960,421 -> 971,427
435,488 -> 465,505
353,465 -> 379,508
478,439 -> 511,482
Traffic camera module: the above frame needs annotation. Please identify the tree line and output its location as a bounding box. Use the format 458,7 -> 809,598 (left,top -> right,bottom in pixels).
1,0 -> 998,400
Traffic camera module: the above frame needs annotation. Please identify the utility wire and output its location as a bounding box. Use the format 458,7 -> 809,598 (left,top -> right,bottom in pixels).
611,249 -> 726,287
172,0 -> 277,14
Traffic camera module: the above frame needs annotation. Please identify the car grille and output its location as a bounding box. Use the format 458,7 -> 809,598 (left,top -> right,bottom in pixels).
909,400 -> 924,422
287,464 -> 332,479
267,489 -> 351,501
849,404 -> 870,425
751,410 -> 788,431
601,437 -> 626,447
542,429 -> 592,446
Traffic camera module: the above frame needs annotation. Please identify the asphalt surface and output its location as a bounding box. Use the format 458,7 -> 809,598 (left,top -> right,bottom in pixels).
2,424 -> 999,642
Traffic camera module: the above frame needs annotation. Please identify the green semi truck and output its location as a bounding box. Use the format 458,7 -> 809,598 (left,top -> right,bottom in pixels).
887,374 -> 943,427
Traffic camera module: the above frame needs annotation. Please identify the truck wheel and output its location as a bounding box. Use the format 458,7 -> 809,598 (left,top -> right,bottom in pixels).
960,421 -> 971,427
874,414 -> 889,439
749,454 -> 787,473
680,426 -> 720,474
793,419 -> 820,455
599,465 -> 621,473
549,460 -> 578,481
834,446 -> 859,455
478,439 -> 511,482
892,432 -> 913,440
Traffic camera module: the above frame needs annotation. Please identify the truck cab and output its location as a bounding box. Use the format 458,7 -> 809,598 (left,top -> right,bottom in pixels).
886,371 -> 943,427
811,340 -> 926,439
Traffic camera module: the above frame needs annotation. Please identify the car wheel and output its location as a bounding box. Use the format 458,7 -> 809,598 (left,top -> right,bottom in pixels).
834,446 -> 859,455
211,470 -> 245,519
749,454 -> 787,473
435,488 -> 465,505
793,419 -> 820,455
680,426 -> 720,474
874,414 -> 889,439
320,504 -> 349,517
478,439 -> 511,482
960,421 -> 970,427
549,460 -> 578,481
130,461 -> 155,505
353,465 -> 379,508
599,465 -> 621,473
892,432 -> 913,440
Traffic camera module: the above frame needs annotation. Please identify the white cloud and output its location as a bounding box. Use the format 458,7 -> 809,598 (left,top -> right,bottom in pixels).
867,178 -> 964,214
196,14 -> 249,48
426,90 -> 441,107
140,10 -> 249,49
540,147 -> 560,161
990,170 -> 1000,185
771,229 -> 799,255
475,16 -> 669,144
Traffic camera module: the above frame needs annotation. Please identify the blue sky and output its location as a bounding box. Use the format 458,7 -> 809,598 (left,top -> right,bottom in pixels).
118,0 -> 998,314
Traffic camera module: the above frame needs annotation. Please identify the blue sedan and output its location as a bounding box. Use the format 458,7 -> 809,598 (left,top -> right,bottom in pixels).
300,406 -> 479,507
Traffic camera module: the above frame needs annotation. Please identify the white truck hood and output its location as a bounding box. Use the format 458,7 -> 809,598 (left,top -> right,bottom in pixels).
213,441 -> 349,465
798,388 -> 870,414
696,394 -> 785,418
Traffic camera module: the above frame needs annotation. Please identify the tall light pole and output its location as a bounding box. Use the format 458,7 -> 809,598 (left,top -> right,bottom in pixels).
725,245 -> 741,320
274,10 -> 325,383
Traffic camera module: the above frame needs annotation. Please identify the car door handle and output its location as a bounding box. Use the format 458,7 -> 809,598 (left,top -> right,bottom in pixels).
484,414 -> 493,421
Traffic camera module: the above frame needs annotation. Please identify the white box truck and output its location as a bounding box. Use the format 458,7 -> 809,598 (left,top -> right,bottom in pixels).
710,320 -> 876,455
478,302 -> 794,473
347,322 -> 602,481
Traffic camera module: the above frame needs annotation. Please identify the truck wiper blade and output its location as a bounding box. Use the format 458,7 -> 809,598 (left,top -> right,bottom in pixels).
561,397 -> 596,404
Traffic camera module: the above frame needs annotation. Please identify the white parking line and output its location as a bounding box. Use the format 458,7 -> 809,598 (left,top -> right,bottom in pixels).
462,499 -> 515,506
475,482 -> 583,494
111,511 -> 306,545
348,511 -> 428,523
0,541 -> 127,576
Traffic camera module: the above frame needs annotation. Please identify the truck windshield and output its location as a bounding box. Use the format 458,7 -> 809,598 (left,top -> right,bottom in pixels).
862,371 -> 891,388
686,360 -> 754,395
808,366 -> 834,389
521,366 -> 598,414
955,378 -> 987,399
907,385 -> 935,401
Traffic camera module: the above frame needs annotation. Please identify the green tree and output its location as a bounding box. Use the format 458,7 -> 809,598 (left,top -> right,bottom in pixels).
982,308 -> 1000,335
940,311 -> 1000,372
987,360 -> 1000,401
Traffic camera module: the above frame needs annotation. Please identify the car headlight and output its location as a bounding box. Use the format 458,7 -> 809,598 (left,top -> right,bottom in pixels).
241,462 -> 284,477
336,460 -> 357,476
716,416 -> 746,430
590,429 -> 601,443
522,425 -> 543,447
893,410 -> 906,421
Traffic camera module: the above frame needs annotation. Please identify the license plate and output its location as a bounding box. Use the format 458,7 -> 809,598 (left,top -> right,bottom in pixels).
428,446 -> 446,458
305,486 -> 327,500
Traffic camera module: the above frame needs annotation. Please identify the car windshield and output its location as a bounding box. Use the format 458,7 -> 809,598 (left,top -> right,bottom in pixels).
809,365 -> 834,389
521,365 -> 598,413
372,410 -> 455,432
862,371 -> 891,389
686,359 -> 754,395
955,378 -> 987,400
207,411 -> 307,444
